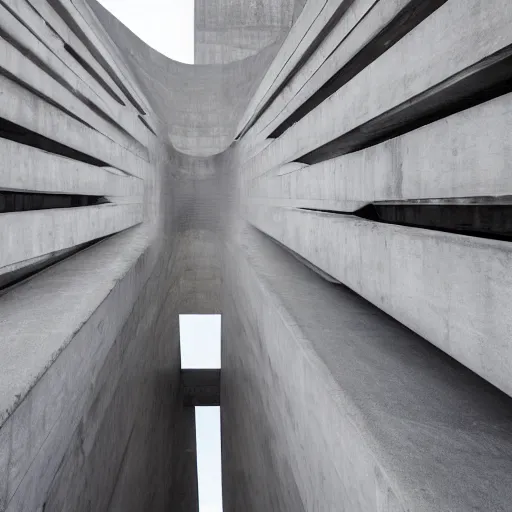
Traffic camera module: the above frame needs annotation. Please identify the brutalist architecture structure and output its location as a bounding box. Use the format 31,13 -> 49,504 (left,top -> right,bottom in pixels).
1,0 -> 512,510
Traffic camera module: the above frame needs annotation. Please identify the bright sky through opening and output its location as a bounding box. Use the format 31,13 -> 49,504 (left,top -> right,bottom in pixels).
96,0 -> 194,63
196,407 -> 223,512
180,314 -> 221,369
180,314 -> 223,512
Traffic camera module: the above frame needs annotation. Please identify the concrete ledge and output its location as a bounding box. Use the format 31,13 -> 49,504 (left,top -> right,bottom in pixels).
28,0 -> 131,106
0,21 -> 147,160
52,0 -> 153,116
248,92 -> 512,209
0,203 -> 142,269
238,0 -> 353,134
0,138 -> 143,196
248,204 -> 512,398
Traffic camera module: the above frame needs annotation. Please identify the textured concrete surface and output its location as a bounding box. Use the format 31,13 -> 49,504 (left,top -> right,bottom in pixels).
0,17 -> 147,159
0,71 -> 147,177
244,0 -> 439,142
1,0 -> 512,511
248,203 -> 512,397
248,92 -> 512,211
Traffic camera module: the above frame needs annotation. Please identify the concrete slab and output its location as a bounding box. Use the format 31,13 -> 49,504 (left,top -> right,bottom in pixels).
27,0 -> 131,107
248,92 -> 512,209
0,203 -> 142,269
0,16 -> 148,160
0,136 -> 143,197
237,0 -> 356,135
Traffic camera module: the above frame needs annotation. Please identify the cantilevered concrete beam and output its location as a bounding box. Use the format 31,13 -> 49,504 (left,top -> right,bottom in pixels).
182,369 -> 221,407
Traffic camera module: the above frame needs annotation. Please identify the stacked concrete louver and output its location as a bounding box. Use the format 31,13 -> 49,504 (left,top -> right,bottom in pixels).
1,0 -> 512,510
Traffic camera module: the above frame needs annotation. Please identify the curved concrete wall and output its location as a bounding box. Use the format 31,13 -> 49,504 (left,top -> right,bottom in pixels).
88,0 -> 296,156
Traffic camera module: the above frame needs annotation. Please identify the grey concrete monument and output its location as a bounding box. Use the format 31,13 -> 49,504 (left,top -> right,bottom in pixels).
1,0 -> 512,510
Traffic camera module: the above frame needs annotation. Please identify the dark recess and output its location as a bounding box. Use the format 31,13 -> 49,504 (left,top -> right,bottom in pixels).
0,191 -> 108,213
295,46 -> 512,165
181,369 -> 221,407
138,115 -> 157,136
0,116 -> 109,166
64,43 -> 127,106
301,203 -> 512,241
